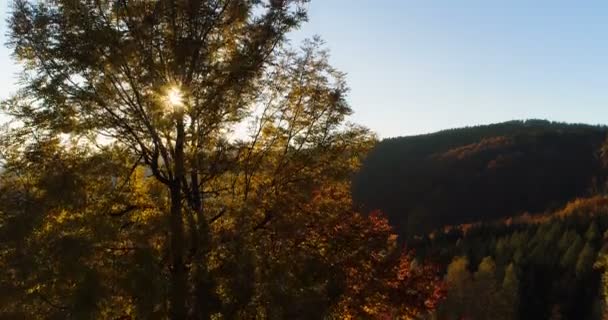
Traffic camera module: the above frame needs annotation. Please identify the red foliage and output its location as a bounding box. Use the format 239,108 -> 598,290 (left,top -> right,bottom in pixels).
270,185 -> 445,318
326,210 -> 446,319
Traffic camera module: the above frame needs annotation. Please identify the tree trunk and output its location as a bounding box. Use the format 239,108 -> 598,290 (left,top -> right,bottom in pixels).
189,167 -> 214,319
170,117 -> 187,319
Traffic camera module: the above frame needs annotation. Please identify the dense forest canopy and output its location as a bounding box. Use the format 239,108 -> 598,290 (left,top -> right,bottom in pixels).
411,195 -> 608,320
353,120 -> 608,238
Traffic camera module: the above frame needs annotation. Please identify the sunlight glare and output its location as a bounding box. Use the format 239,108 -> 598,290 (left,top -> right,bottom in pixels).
166,86 -> 183,109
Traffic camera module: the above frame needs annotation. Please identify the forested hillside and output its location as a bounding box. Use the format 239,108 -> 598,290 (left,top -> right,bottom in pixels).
413,196 -> 608,320
353,120 -> 608,238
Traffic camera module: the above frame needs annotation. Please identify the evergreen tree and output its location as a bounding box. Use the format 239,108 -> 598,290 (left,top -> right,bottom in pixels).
495,237 -> 511,267
561,234 -> 583,268
500,263 -> 520,320
439,256 -> 472,319
558,230 -> 578,252
472,256 -> 499,319
587,221 -> 601,242
576,242 -> 598,278
416,197 -> 608,320
594,254 -> 608,319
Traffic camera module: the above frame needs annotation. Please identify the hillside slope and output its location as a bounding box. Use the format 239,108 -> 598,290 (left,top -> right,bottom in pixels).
352,120 -> 607,237
412,196 -> 608,320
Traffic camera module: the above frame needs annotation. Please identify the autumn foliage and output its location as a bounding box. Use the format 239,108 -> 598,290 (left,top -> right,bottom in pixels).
0,0 -> 446,318
322,209 -> 446,319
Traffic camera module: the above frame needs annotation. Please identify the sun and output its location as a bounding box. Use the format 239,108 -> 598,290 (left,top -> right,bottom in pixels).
166,86 -> 183,108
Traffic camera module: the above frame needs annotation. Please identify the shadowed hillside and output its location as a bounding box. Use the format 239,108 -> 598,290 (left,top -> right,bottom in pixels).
353,120 -> 608,238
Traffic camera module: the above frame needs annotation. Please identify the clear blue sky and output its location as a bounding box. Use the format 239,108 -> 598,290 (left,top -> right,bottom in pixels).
2,1 -> 608,138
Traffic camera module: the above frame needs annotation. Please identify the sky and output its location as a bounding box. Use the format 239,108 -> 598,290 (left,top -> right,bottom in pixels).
2,1 -> 608,138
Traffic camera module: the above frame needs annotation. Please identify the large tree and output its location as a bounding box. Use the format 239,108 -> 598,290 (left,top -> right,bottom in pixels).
2,0 -> 447,319
4,0 -> 347,317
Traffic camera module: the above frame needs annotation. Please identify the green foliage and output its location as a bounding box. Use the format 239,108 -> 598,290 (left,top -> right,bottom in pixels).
418,196 -> 608,320
437,256 -> 519,320
0,139 -> 167,318
471,257 -> 499,319
576,242 -> 598,278
440,256 -> 472,318
501,263 -> 520,320
561,234 -> 584,268
587,221 -> 601,241
594,254 -> 608,319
